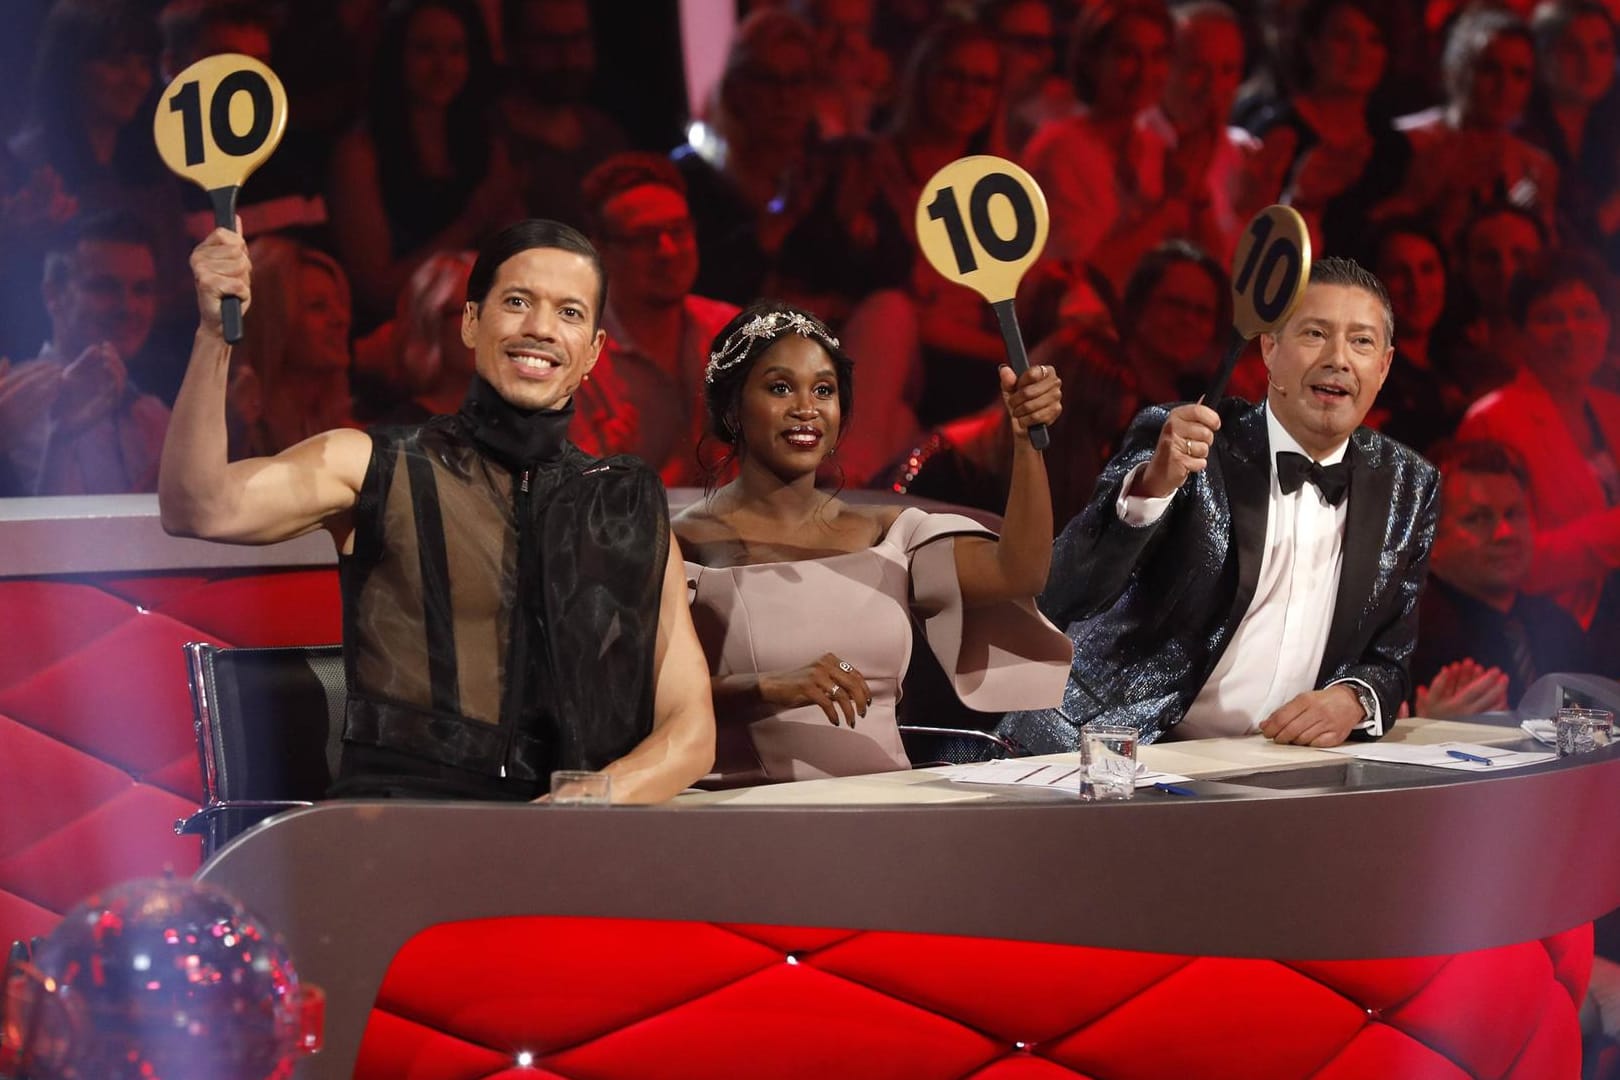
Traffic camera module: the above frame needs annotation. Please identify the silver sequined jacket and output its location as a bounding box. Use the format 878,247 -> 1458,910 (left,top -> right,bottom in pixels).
997,399 -> 1439,751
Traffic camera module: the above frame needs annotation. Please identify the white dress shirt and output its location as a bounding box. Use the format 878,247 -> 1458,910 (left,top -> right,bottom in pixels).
1116,405 -> 1381,738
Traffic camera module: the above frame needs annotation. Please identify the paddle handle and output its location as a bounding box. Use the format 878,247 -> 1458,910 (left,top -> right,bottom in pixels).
209,186 -> 244,344
1204,329 -> 1246,406
991,299 -> 1049,451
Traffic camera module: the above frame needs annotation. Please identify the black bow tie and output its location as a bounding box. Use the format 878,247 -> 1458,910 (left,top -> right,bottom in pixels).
1276,451 -> 1352,505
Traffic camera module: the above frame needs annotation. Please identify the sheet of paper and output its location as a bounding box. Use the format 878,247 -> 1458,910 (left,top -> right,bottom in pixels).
936,761 -> 1193,789
1322,740 -> 1554,772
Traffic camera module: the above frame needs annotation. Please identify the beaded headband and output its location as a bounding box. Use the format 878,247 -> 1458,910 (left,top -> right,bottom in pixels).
704,310 -> 841,384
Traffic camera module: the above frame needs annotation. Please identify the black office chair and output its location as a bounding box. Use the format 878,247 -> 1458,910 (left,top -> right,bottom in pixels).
174,642 -> 346,859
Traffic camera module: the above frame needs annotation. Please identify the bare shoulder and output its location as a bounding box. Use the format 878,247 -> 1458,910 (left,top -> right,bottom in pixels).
841,501 -> 904,542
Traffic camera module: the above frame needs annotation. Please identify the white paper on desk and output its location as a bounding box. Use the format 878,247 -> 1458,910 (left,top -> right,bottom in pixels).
1322,740 -> 1554,771
936,761 -> 1193,789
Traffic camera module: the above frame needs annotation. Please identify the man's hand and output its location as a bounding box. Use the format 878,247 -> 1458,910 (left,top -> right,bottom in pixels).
1133,402 -> 1221,498
191,226 -> 252,339
51,342 -> 126,432
1260,684 -> 1365,747
1415,660 -> 1510,719
999,363 -> 1062,442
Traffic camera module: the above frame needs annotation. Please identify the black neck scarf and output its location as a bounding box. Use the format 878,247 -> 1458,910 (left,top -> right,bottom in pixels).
458,375 -> 575,470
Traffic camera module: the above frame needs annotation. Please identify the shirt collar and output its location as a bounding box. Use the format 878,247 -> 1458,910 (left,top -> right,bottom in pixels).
1264,401 -> 1349,469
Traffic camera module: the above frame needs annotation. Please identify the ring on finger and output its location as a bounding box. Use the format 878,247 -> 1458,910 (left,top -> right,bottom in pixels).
829,684 -> 843,696
1184,437 -> 1195,455
837,660 -> 854,673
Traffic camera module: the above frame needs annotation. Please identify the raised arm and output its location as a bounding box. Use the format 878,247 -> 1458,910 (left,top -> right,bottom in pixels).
597,533 -> 717,803
158,228 -> 370,546
953,364 -> 1063,607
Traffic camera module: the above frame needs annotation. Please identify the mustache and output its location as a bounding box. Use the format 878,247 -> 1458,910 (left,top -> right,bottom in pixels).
509,340 -> 566,361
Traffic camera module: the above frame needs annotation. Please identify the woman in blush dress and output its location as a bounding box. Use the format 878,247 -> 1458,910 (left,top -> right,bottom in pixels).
673,302 -> 1072,787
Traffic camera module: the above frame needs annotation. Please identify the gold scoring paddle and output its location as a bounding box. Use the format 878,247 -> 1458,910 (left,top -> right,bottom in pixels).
1204,204 -> 1313,403
915,155 -> 1052,450
153,54 -> 289,344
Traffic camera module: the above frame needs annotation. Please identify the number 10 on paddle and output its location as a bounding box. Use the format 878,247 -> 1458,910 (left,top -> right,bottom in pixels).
153,54 -> 288,343
915,156 -> 1052,450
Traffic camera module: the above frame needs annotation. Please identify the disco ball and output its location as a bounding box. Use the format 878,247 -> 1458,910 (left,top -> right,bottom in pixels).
0,876 -> 322,1080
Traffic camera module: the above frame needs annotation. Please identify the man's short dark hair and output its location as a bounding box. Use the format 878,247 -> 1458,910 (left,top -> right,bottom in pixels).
1306,255 -> 1396,347
579,153 -> 688,239
43,211 -> 157,291
1506,254 -> 1614,329
159,0 -> 274,60
465,219 -> 608,324
1433,439 -> 1531,493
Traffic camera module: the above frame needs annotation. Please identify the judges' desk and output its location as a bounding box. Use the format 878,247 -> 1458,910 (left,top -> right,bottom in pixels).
197,717 -> 1619,1079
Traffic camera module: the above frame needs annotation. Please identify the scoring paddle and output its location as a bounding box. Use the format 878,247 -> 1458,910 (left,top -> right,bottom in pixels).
914,155 -> 1052,450
153,54 -> 288,344
1204,204 -> 1313,403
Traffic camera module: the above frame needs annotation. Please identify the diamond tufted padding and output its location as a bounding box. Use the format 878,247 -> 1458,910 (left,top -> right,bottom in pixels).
359,917 -> 1593,1080
0,569 -> 342,951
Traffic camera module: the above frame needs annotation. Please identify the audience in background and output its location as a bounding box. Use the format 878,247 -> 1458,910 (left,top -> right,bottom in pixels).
1365,218 -> 1470,450
328,0 -> 520,325
1386,6 -> 1559,243
793,0 -> 891,138
352,249 -> 477,423
2,0 -> 182,362
1525,0 -> 1620,268
0,212 -> 170,494
225,236 -> 355,458
1143,1 -> 1255,266
3,0 -> 1620,747
1024,1 -> 1178,296
1457,258 -> 1620,631
1411,439 -> 1598,716
497,0 -> 627,231
673,9 -> 817,306
1237,0 -> 1410,256
978,0 -> 1070,155
575,152 -> 738,484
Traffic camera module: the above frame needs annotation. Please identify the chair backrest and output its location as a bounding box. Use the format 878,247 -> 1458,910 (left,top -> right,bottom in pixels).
184,642 -> 346,855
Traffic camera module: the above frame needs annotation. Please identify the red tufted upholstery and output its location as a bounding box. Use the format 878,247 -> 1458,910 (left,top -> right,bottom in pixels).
0,569 -> 341,949
357,917 -> 1592,1080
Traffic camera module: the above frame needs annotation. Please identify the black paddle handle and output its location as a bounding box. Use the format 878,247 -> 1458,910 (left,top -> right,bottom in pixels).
208,186 -> 244,344
991,298 -> 1049,451
1204,329 -> 1246,405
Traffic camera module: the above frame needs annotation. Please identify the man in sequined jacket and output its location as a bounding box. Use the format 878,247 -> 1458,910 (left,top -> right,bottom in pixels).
1000,257 -> 1439,750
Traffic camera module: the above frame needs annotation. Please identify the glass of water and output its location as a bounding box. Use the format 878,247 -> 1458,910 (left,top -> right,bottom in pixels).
1080,725 -> 1139,800
1555,707 -> 1614,757
549,770 -> 613,804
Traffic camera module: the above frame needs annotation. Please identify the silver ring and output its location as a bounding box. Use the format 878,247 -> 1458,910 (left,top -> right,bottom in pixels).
829,684 -> 843,695
837,660 -> 854,673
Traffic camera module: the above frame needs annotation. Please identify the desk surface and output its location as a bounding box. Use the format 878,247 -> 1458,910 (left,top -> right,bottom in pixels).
672,717 -> 1533,806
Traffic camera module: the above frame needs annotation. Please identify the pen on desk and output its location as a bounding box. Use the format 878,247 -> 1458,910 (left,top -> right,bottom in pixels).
1153,782 -> 1197,796
1446,749 -> 1496,765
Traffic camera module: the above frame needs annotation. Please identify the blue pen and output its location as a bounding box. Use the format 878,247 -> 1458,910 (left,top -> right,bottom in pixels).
1446,749 -> 1496,765
1153,782 -> 1197,796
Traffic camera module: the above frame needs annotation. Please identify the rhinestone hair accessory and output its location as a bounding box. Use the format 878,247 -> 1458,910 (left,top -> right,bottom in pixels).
704,311 -> 841,384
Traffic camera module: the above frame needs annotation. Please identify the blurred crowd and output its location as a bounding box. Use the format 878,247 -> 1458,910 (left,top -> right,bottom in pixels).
1,0 -> 1618,706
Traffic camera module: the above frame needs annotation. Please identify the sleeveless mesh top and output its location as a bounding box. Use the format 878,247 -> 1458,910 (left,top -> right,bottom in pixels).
335,414 -> 668,799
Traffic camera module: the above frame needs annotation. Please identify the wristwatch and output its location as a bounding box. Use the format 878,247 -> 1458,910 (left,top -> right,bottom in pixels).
1349,683 -> 1378,726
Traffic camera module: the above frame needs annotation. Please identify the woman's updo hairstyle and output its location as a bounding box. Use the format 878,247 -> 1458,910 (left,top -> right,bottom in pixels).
702,300 -> 856,450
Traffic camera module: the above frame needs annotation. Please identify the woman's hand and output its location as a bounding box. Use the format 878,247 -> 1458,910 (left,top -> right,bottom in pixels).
1000,363 -> 1062,442
759,653 -> 872,727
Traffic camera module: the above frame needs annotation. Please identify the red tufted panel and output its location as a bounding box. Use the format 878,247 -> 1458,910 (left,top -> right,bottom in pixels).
0,569 -> 341,949
359,918 -> 1593,1080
